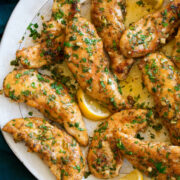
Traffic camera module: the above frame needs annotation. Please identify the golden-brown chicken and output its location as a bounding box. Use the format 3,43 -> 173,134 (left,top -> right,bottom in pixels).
40,0 -> 80,41
16,37 -> 63,69
115,131 -> 180,180
139,53 -> 180,145
3,69 -> 88,146
64,16 -> 130,112
164,118 -> 180,146
3,117 -> 85,180
172,28 -> 180,68
17,0 -> 80,69
120,0 -> 180,58
87,109 -> 153,178
91,0 -> 134,80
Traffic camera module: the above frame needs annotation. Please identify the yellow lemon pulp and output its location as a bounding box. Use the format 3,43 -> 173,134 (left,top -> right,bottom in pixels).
77,88 -> 111,121
119,169 -> 143,180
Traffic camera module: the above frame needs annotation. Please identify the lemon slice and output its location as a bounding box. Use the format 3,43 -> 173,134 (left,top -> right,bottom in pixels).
119,170 -> 143,180
145,0 -> 164,9
77,88 -> 111,121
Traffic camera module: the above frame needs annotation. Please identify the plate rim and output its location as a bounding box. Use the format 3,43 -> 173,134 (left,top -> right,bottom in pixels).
0,0 -> 52,179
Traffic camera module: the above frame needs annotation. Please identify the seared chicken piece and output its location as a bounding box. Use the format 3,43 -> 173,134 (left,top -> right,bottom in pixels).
17,0 -> 80,69
164,119 -> 180,146
91,0 -> 134,80
64,16 -> 130,112
120,0 -> 180,58
3,117 -> 85,180
172,28 -> 180,68
139,53 -> 180,145
40,0 -> 80,41
115,132 -> 180,180
3,69 -> 88,146
87,109 -> 153,178
17,37 -> 64,69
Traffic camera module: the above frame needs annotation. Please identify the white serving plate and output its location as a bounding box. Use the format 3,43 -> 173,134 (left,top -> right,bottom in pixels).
0,1 -> 114,179
0,0 -> 170,179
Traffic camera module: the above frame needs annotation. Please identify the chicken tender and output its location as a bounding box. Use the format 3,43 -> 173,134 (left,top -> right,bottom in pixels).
120,0 -> 180,58
17,0 -> 80,69
91,0 -> 134,80
172,28 -> 180,68
17,36 -> 64,69
87,109 -> 153,178
139,53 -> 180,145
3,69 -> 88,146
3,117 -> 85,180
64,16 -> 130,112
115,132 -> 180,180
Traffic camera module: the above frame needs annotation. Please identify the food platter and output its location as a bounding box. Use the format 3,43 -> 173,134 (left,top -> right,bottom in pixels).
0,0 -> 178,179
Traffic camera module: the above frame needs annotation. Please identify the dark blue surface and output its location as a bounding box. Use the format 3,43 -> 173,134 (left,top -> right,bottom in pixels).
0,0 -> 36,179
0,0 -> 18,35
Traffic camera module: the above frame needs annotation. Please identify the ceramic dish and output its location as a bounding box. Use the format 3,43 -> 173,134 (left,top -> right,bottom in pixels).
0,0 -> 173,179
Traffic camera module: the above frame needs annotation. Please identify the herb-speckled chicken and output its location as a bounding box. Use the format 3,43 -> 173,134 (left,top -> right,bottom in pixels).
91,0 -> 134,80
120,0 -> 180,58
3,117 -> 85,180
87,109 -> 153,178
139,53 -> 180,145
3,69 -> 88,146
64,16 -> 130,112
17,0 -> 80,69
173,28 -> 180,68
115,131 -> 180,180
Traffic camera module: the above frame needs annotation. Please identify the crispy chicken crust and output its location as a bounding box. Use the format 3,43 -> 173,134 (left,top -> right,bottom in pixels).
17,0 -> 80,69
87,109 -> 153,178
3,117 -> 85,180
64,16 -> 130,112
139,53 -> 180,145
91,0 -> 134,80
115,132 -> 180,180
3,69 -> 88,146
172,28 -> 180,68
120,0 -> 180,58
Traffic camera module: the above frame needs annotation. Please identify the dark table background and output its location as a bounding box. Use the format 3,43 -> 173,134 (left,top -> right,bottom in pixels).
0,0 -> 36,179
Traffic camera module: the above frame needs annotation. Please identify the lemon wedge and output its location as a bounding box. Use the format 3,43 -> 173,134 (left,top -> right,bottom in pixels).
77,88 -> 111,121
119,170 -> 143,180
145,0 -> 164,9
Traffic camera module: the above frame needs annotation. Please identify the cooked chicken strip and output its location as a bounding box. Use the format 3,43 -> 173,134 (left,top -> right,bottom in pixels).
40,0 -> 80,41
3,69 -> 88,146
64,16 -> 130,112
164,118 -> 180,146
3,117 -> 85,180
16,36 -> 64,69
87,109 -> 153,178
17,0 -> 80,69
120,0 -> 180,58
91,0 -> 134,80
115,132 -> 180,180
172,28 -> 180,68
139,53 -> 180,145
